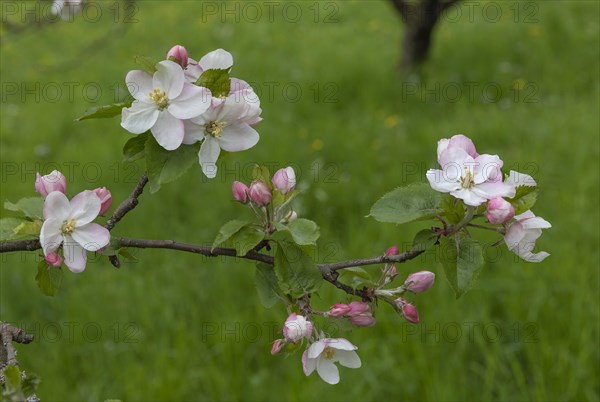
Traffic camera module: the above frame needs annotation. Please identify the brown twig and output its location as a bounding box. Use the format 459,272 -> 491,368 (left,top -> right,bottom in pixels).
105,173 -> 149,231
0,322 -> 34,369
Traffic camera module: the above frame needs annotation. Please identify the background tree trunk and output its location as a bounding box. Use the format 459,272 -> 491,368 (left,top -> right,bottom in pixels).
390,0 -> 461,71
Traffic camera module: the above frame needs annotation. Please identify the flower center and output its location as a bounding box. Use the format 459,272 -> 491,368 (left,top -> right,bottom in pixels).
323,347 -> 336,360
61,218 -> 77,235
460,168 -> 475,189
149,89 -> 169,110
205,120 -> 225,138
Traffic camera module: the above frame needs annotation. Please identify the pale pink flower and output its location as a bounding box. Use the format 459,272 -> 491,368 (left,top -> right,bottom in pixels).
283,313 -> 313,343
486,197 -> 515,224
272,167 -> 296,195
302,338 -> 361,384
35,170 -> 66,197
504,210 -> 551,262
404,271 -> 435,293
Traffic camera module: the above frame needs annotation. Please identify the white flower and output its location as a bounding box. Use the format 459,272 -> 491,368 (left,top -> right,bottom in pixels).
182,90 -> 261,178
40,191 -> 110,273
504,210 -> 551,262
426,147 -> 515,206
121,60 -> 211,151
185,49 -> 234,83
302,338 -> 361,385
283,313 -> 313,343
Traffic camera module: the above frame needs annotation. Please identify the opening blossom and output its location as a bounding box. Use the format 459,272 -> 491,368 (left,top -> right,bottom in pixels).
40,191 -> 110,273
504,210 -> 551,262
121,60 -> 211,151
35,170 -> 66,197
427,137 -> 515,206
183,48 -> 234,83
182,91 -> 261,178
272,167 -> 296,195
302,338 -> 361,384
283,313 -> 313,343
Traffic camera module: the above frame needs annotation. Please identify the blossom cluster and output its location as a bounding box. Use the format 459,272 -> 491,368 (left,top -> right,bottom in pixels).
121,46 -> 262,178
36,170 -> 112,272
427,134 -> 551,262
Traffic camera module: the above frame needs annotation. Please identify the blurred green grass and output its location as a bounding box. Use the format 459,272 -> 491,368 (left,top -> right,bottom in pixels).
0,0 -> 598,400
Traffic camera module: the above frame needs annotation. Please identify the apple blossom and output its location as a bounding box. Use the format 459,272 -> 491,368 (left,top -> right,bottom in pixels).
184,48 -> 234,83
231,181 -> 249,203
44,251 -> 63,267
426,146 -> 515,206
166,45 -> 189,69
404,271 -> 435,293
505,170 -> 537,187
347,301 -> 370,315
385,245 -> 399,256
181,90 -> 261,178
272,167 -> 296,194
35,170 -> 66,197
40,191 -> 110,273
504,210 -> 551,262
283,313 -> 313,343
302,338 -> 361,384
121,60 -> 211,151
395,298 -> 419,324
486,197 -> 514,224
93,187 -> 112,215
437,134 -> 478,165
385,245 -> 399,277
328,304 -> 352,317
271,339 -> 285,356
249,180 -> 272,206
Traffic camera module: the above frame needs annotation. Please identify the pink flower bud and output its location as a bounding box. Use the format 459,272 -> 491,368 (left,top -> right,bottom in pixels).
348,314 -> 376,327
347,301 -> 371,316
272,167 -> 296,195
387,265 -> 398,278
486,197 -> 515,224
385,245 -> 399,256
231,181 -> 249,203
271,339 -> 285,355
404,271 -> 435,293
328,303 -> 351,317
249,180 -> 272,206
402,304 -> 419,324
283,313 -> 313,343
45,251 -> 62,267
35,170 -> 66,197
93,187 -> 112,215
166,45 -> 189,69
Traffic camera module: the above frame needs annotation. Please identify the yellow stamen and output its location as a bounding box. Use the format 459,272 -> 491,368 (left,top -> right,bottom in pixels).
205,120 -> 226,138
149,89 -> 169,110
460,169 -> 475,189
323,347 -> 336,360
61,218 -> 77,234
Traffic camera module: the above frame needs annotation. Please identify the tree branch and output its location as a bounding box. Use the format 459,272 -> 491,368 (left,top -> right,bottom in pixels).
105,173 -> 149,231
0,237 -> 425,301
0,322 -> 34,369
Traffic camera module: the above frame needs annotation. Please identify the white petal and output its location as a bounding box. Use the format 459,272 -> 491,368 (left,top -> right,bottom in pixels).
316,358 -> 340,385
71,223 -> 110,251
473,154 -> 503,183
506,170 -> 537,187
121,101 -> 159,134
451,188 -> 487,206
521,216 -> 552,230
218,124 -> 259,152
302,349 -> 316,376
504,222 -> 526,250
426,169 -> 459,193
184,58 -> 203,82
335,350 -> 361,369
438,146 -> 470,168
43,191 -> 70,220
198,138 -> 221,178
326,338 -> 358,351
154,60 -> 185,98
125,70 -> 153,102
515,249 -> 550,263
199,49 -> 233,71
473,182 -> 516,199
63,238 -> 87,273
169,84 -> 212,119
182,120 -> 205,145
151,112 -> 185,151
307,340 -> 327,359
515,210 -> 536,220
69,190 -> 101,226
40,218 -> 63,255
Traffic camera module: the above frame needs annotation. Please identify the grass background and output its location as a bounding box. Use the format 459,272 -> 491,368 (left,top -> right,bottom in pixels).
1,0 -> 599,400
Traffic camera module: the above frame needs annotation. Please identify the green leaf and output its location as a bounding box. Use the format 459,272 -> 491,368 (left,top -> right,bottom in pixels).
134,55 -> 158,74
123,133 -> 149,162
118,248 -> 138,262
35,261 -> 63,297
195,68 -> 231,97
440,195 -> 465,224
273,234 -> 323,297
255,262 -> 281,308
0,217 -> 24,241
338,266 -> 375,289
369,183 -> 443,224
76,102 -> 131,121
411,228 -> 439,252
251,165 -> 272,187
274,219 -> 320,246
439,236 -> 484,298
11,220 -> 42,240
145,135 -> 200,193
509,188 -> 538,215
212,220 -> 252,250
230,225 -> 265,256
4,197 -> 44,219
3,365 -> 21,391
